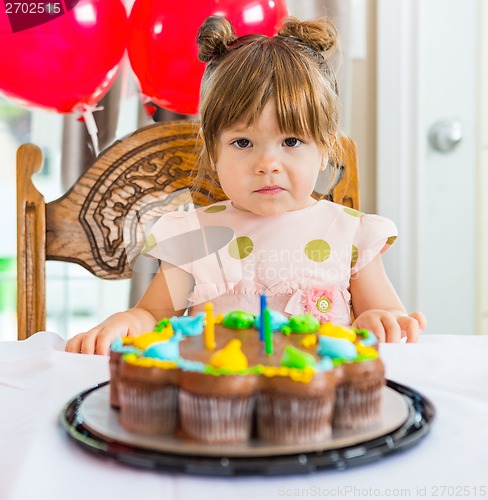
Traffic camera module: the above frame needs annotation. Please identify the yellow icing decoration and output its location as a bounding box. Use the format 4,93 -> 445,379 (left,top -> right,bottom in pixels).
122,330 -> 174,350
356,344 -> 379,358
300,334 -> 318,348
289,367 -> 315,383
319,323 -> 357,342
124,353 -> 177,370
262,366 -> 289,378
204,302 -> 216,351
261,366 -> 315,383
210,339 -> 248,370
214,313 -> 225,324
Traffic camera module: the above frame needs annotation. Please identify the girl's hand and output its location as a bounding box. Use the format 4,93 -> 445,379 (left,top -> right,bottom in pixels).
350,255 -> 427,343
352,309 -> 427,343
65,308 -> 157,356
66,263 -> 191,356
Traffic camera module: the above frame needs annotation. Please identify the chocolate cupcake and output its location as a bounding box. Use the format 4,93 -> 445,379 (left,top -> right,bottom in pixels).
178,339 -> 260,443
118,355 -> 179,435
108,338 -> 141,409
317,329 -> 385,429
256,351 -> 340,444
109,326 -> 175,409
332,357 -> 385,429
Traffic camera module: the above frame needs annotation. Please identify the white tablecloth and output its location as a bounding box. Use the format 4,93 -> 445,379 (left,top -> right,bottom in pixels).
1,332 -> 488,500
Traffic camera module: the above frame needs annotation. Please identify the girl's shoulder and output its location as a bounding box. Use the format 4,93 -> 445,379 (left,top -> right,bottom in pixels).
315,198 -> 364,219
316,199 -> 395,225
155,200 -> 232,222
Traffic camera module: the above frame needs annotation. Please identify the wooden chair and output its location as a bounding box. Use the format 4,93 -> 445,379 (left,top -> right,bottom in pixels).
16,120 -> 359,340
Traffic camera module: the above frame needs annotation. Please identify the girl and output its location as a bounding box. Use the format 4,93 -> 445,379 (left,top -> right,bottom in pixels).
66,16 -> 426,355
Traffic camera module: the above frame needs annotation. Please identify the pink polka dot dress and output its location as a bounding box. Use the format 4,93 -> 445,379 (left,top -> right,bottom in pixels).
144,200 -> 397,326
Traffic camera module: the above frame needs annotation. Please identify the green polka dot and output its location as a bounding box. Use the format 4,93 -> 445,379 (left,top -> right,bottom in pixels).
229,236 -> 254,259
141,233 -> 157,254
386,236 -> 397,245
304,239 -> 330,262
343,207 -> 364,217
204,205 -> 227,213
351,245 -> 359,268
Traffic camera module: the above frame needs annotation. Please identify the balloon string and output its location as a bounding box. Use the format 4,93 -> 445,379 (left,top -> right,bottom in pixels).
81,106 -> 103,157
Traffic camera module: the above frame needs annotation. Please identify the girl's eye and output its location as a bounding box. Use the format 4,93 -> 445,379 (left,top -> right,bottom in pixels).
283,137 -> 302,147
232,138 -> 252,149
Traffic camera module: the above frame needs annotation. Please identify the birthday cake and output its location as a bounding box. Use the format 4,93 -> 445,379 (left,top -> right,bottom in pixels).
109,307 -> 384,445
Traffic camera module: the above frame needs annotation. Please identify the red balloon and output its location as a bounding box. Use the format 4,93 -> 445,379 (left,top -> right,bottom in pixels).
128,0 -> 288,116
0,0 -> 128,113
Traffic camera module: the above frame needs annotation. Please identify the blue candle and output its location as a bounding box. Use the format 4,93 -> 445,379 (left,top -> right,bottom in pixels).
259,294 -> 266,341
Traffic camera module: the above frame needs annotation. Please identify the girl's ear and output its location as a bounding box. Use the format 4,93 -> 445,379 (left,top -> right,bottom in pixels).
320,154 -> 329,172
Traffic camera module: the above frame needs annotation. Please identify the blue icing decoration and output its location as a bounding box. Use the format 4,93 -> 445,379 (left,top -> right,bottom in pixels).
170,313 -> 205,336
110,337 -> 139,354
317,336 -> 358,360
253,310 -> 288,331
177,358 -> 206,372
357,329 -> 378,346
144,339 -> 180,361
315,356 -> 334,372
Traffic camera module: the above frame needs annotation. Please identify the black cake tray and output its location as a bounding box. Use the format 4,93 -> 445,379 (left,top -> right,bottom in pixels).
60,379 -> 435,476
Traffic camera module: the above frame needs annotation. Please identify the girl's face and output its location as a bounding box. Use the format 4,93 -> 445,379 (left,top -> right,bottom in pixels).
214,101 -> 325,216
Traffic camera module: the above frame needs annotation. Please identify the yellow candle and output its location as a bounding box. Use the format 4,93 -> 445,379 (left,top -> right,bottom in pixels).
204,302 -> 216,351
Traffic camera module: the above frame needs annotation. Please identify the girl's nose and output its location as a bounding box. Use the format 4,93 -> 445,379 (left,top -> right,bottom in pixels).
254,152 -> 282,174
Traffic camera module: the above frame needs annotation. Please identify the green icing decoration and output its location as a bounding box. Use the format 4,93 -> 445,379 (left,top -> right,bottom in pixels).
354,354 -> 378,363
204,364 -> 264,376
222,310 -> 256,329
280,345 -> 316,369
356,328 -> 370,336
332,357 -> 350,367
281,314 -> 320,334
153,318 -> 170,332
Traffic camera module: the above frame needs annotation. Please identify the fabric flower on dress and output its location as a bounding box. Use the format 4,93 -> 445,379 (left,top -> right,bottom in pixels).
300,287 -> 339,323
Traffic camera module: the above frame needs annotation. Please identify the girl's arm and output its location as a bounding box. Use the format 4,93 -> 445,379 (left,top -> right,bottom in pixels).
65,263 -> 194,355
350,254 -> 427,342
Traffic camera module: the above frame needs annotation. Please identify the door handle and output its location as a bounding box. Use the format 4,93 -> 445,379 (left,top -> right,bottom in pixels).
428,118 -> 463,153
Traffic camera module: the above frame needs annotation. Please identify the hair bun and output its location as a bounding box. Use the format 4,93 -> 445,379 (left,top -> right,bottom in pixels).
197,16 -> 238,63
278,17 -> 337,55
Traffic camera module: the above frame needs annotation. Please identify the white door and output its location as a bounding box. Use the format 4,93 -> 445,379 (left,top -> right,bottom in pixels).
377,0 -> 480,334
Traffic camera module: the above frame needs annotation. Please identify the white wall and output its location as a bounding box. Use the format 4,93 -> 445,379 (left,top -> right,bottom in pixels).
478,0 -> 488,333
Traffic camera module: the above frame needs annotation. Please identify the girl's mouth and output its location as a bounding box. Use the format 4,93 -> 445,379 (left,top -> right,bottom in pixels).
255,185 -> 285,195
